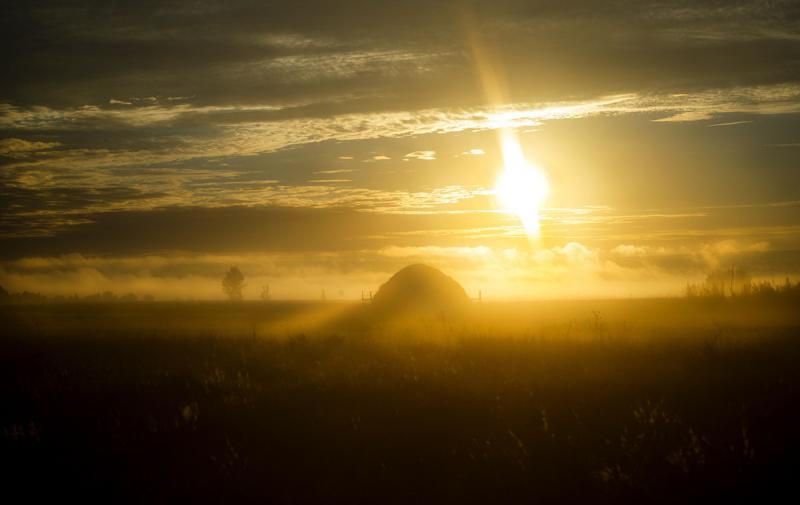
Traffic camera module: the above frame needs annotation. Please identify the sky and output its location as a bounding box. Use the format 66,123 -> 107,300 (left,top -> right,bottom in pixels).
1,0 -> 800,299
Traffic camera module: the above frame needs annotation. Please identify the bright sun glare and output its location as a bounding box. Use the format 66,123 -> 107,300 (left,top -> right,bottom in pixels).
495,130 -> 549,236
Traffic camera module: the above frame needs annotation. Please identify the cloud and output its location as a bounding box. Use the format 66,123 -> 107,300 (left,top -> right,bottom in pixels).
3,84 -> 797,172
0,138 -> 61,157
378,245 -> 493,258
653,111 -> 715,122
0,201 -> 510,256
404,150 -> 436,161
611,244 -> 649,257
463,148 -> 486,155
4,0 -> 799,113
313,169 -> 354,174
708,120 -> 753,127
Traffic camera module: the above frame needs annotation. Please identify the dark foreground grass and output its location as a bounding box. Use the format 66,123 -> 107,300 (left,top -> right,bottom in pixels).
1,301 -> 799,503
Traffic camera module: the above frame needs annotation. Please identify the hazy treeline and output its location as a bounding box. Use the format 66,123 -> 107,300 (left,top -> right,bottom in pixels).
685,268 -> 800,299
3,271 -> 800,305
0,286 -> 155,305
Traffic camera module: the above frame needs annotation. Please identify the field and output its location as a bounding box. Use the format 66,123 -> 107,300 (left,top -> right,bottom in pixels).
2,298 -> 800,503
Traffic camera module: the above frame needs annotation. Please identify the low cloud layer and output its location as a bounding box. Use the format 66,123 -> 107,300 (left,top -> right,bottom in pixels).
2,239 -> 797,300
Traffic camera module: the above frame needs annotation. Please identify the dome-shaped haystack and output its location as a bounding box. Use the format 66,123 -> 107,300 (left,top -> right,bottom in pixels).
372,264 -> 470,317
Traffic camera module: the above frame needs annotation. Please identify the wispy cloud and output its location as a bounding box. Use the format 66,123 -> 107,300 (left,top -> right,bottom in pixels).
462,148 -> 486,156
313,169 -> 355,174
643,84 -> 800,122
708,120 -> 753,127
0,138 -> 61,157
403,150 -> 436,161
4,84 -> 798,176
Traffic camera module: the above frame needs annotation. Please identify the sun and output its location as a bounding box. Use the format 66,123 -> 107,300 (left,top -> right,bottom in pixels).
495,132 -> 549,236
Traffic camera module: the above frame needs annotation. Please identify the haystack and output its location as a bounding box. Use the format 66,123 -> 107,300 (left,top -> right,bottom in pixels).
372,264 -> 469,318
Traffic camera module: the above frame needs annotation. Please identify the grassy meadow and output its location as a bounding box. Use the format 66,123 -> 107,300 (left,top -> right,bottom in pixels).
2,298 -> 799,503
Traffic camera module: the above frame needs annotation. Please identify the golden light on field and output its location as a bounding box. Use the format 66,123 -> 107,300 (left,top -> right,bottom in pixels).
495,130 -> 550,236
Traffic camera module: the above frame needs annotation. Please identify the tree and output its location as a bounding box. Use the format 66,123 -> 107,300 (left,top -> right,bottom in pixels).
222,266 -> 246,301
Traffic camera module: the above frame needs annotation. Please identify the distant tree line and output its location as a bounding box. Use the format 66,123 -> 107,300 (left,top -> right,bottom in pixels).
1,265 -> 260,305
685,267 -> 800,299
0,286 -> 155,305
1,266 -> 256,304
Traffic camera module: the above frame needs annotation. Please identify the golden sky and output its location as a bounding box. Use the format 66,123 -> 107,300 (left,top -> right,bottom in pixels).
1,1 -> 800,299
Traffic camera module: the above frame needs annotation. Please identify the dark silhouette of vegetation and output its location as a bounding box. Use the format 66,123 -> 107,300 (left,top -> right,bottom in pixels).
222,266 -> 246,301
2,290 -> 49,304
0,287 -> 154,305
685,268 -> 800,299
1,299 -> 799,503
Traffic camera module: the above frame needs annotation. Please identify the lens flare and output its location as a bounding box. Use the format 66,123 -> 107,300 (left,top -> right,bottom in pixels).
495,131 -> 549,236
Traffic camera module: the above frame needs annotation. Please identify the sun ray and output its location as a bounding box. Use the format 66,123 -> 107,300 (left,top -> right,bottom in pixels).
460,7 -> 550,239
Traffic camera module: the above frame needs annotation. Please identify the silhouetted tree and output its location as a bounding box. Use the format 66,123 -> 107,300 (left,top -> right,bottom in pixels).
222,266 -> 246,301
